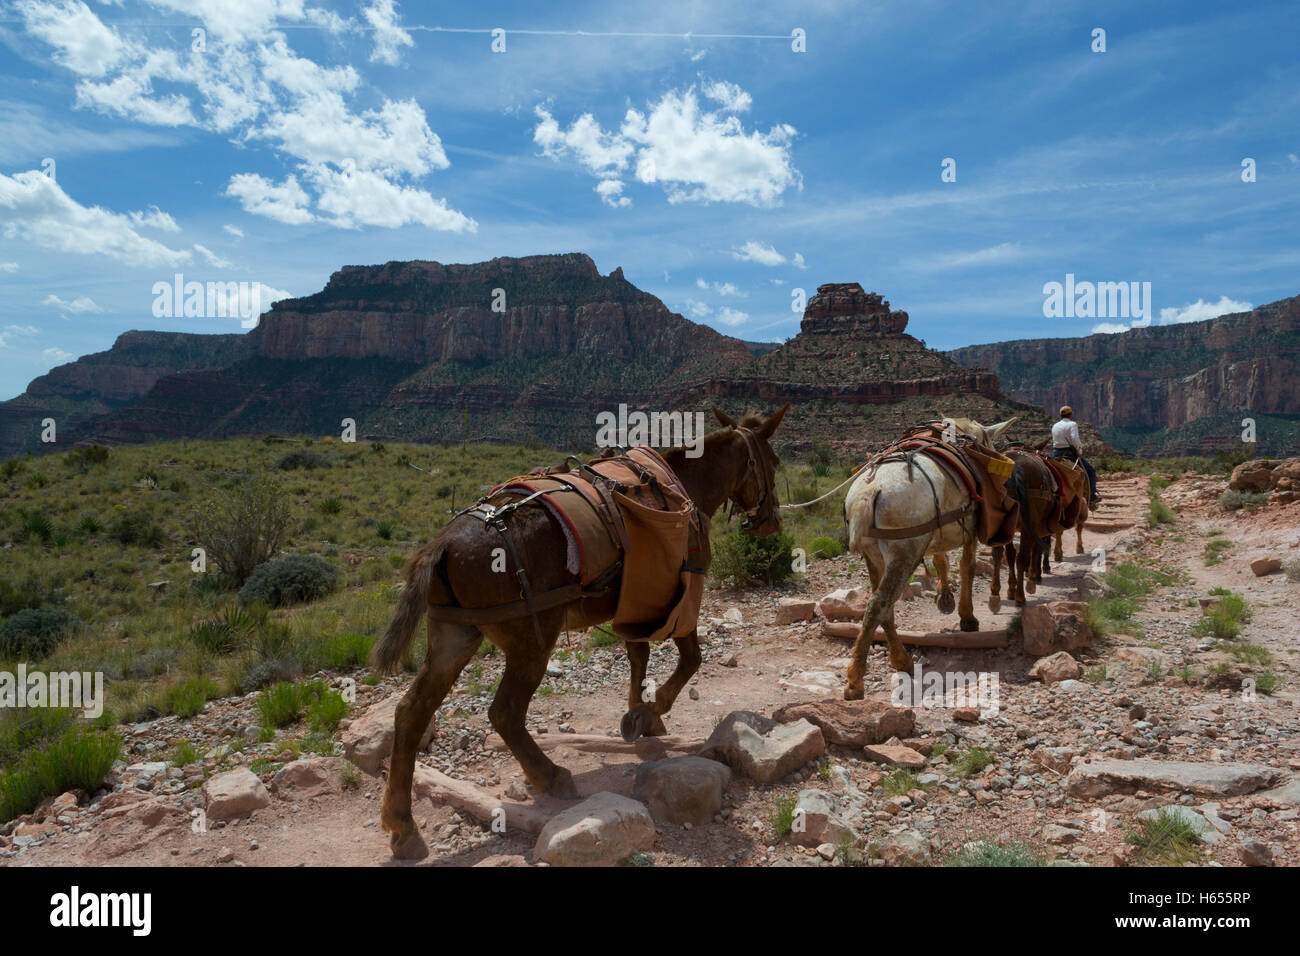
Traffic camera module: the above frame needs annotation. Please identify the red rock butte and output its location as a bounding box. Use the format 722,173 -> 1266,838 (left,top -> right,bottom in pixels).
802,283 -> 909,336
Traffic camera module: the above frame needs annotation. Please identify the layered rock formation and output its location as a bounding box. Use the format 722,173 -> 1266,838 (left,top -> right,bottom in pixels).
0,258 -> 1080,458
947,295 -> 1300,456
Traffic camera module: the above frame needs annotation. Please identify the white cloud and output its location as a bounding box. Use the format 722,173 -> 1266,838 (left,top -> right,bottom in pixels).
595,179 -> 631,208
0,262 -> 18,273
731,240 -> 788,266
1157,296 -> 1253,325
715,307 -> 748,326
304,163 -> 476,231
224,173 -> 315,224
924,242 -> 1024,271
685,299 -> 711,318
702,79 -> 752,113
1092,295 -> 1253,334
42,293 -> 103,315
0,324 -> 40,348
363,0 -> 414,65
534,83 -> 799,207
194,243 -> 233,268
17,0 -> 126,77
222,224 -> 244,239
43,346 -> 76,363
129,205 -> 180,231
0,170 -> 192,267
695,278 -> 741,296
18,0 -> 470,232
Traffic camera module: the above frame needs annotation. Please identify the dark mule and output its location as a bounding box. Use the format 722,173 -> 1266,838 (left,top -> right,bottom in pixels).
991,447 -> 1057,608
371,405 -> 787,859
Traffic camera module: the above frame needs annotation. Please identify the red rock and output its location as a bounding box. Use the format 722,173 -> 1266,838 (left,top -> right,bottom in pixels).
772,698 -> 915,747
952,707 -> 981,722
818,588 -> 869,621
775,598 -> 816,625
1020,601 -> 1093,657
862,744 -> 926,768
1028,651 -> 1082,684
1251,557 -> 1282,576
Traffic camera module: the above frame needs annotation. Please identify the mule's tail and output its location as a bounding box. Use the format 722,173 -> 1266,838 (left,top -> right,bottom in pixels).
1008,462 -> 1033,538
371,543 -> 450,672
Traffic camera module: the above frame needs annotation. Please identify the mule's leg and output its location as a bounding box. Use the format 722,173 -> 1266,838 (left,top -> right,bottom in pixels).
957,536 -> 979,632
646,632 -> 702,729
1040,535 -> 1052,576
1076,519 -> 1086,555
489,633 -> 580,800
933,551 -> 956,614
620,640 -> 656,742
989,545 -> 1003,613
1007,538 -> 1026,605
381,620 -> 481,860
846,538 -> 925,699
1054,528 -> 1065,563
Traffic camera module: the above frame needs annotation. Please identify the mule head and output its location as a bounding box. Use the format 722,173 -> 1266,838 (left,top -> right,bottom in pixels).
943,414 -> 1017,447
712,403 -> 788,537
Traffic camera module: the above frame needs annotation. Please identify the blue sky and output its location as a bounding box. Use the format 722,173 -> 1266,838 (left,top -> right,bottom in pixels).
1,0 -> 1297,399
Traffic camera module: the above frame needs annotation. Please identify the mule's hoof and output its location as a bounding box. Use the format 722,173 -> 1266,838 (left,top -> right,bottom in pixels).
988,595 -> 1002,613
390,829 -> 429,861
546,767 -> 581,800
843,683 -> 865,701
888,653 -> 913,673
960,617 -> 980,633
937,590 -> 956,614
1025,579 -> 1036,595
620,708 -> 649,743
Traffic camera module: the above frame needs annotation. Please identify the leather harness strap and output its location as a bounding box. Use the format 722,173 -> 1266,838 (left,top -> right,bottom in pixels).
860,426 -> 977,540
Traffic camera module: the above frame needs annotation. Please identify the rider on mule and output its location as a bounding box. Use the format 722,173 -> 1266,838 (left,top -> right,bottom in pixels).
1051,405 -> 1100,508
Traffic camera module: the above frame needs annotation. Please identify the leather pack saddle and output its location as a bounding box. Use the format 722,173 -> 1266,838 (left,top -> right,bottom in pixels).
429,446 -> 706,644
861,422 -> 1019,546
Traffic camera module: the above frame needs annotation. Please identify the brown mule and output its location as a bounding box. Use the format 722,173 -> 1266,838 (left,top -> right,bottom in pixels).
993,448 -> 1057,607
370,405 -> 787,859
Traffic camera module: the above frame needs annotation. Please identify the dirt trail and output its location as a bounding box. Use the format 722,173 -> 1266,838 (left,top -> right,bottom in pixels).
7,473 -> 1299,868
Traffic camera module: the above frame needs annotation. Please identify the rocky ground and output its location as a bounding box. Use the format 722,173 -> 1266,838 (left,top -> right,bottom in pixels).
4,472 -> 1298,868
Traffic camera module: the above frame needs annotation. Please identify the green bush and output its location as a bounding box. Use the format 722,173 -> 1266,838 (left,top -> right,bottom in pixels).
0,607 -> 79,659
308,690 -> 350,734
165,678 -> 219,718
20,510 -> 54,544
186,473 -> 292,586
238,554 -> 338,607
709,528 -> 796,589
110,510 -> 165,547
257,679 -> 329,730
276,450 -> 331,471
0,722 -> 122,821
1219,489 -> 1268,510
0,574 -> 57,617
808,535 -> 843,559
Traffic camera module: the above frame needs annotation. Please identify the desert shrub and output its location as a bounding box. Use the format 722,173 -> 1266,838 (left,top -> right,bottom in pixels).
0,574 -> 57,616
299,631 -> 373,671
1194,592 -> 1252,640
186,474 -> 292,585
1219,489 -> 1268,510
945,840 -> 1044,867
808,535 -> 843,559
164,678 -> 219,718
276,450 -> 330,471
0,607 -> 79,659
307,690 -> 350,734
239,657 -> 301,693
319,497 -> 343,515
19,510 -> 54,544
257,679 -> 329,729
75,514 -> 101,535
0,722 -> 121,821
238,554 -> 338,607
709,528 -> 796,589
109,510 -> 164,547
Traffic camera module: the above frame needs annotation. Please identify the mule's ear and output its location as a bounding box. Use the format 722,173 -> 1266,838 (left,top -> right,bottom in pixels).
985,417 -> 1017,441
712,405 -> 739,429
1034,436 -> 1049,451
757,402 -> 790,439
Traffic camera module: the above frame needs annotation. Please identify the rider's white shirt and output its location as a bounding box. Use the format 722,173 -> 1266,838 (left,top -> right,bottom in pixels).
1052,418 -> 1083,453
